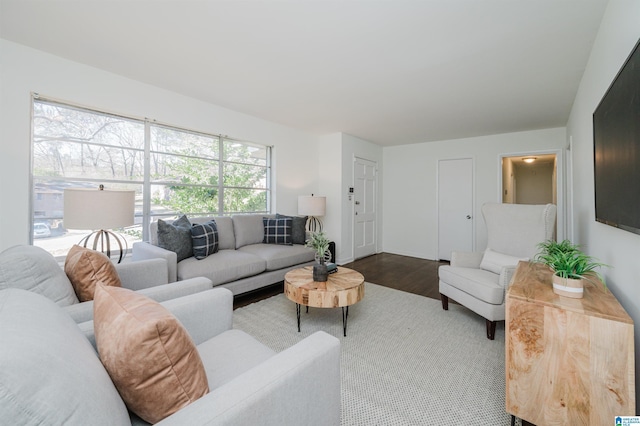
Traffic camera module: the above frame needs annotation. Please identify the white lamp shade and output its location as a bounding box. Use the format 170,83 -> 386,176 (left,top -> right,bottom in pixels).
64,188 -> 135,230
298,195 -> 326,216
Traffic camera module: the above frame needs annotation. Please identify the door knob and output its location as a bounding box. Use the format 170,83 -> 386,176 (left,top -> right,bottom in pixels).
466,215 -> 471,219
355,201 -> 360,205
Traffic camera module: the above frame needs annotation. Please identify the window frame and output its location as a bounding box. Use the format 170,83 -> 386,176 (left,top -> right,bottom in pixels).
30,95 -> 272,257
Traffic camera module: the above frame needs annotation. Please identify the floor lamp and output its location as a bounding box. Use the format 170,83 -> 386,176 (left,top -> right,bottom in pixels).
63,185 -> 135,263
298,194 -> 326,233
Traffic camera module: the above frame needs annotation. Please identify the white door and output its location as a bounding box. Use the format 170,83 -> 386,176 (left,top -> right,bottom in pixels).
438,158 -> 473,260
354,157 -> 377,259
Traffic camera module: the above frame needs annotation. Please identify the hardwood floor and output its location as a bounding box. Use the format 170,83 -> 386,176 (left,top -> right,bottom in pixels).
233,252 -> 447,309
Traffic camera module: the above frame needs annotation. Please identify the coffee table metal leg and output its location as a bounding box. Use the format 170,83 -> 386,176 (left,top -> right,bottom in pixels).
342,306 -> 349,336
296,303 -> 301,332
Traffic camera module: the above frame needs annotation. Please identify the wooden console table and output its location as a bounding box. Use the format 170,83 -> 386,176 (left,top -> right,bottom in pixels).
506,261 -> 635,425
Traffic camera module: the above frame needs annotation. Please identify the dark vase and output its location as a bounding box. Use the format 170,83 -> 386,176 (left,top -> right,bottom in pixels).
313,258 -> 328,282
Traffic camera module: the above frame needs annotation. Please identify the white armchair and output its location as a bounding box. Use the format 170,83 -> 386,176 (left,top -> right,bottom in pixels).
438,203 -> 557,339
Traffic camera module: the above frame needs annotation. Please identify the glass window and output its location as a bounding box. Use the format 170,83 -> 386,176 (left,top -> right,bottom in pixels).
31,97 -> 271,260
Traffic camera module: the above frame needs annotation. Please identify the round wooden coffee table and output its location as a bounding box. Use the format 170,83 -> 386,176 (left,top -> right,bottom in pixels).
284,266 -> 365,336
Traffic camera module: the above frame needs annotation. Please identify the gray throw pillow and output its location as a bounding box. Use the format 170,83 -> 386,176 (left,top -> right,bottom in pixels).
157,215 -> 193,262
276,214 -> 307,245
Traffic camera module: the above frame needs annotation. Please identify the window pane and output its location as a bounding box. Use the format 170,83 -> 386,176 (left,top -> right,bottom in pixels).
151,184 -> 219,216
150,153 -> 219,186
223,140 -> 267,166
223,163 -> 267,189
34,102 -> 145,149
151,126 -> 219,159
223,188 -> 267,213
33,140 -> 145,181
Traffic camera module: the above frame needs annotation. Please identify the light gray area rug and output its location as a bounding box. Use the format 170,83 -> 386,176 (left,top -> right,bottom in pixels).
232,283 -> 510,425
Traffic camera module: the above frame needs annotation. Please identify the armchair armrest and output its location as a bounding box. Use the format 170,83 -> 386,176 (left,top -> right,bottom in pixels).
79,287 -> 233,350
450,251 -> 484,268
132,242 -> 178,283
115,258 -> 169,290
499,265 -> 518,288
158,331 -> 341,426
160,287 -> 233,345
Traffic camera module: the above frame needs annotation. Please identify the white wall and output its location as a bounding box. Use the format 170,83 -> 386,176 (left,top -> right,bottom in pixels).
382,127 -> 566,259
566,0 -> 640,408
514,162 -> 554,205
0,39 -> 319,251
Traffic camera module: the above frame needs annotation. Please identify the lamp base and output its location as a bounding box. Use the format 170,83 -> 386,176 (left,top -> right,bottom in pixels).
78,230 -> 128,263
306,216 -> 323,233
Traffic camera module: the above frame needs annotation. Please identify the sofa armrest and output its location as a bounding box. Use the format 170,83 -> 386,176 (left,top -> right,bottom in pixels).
116,258 -> 169,290
450,251 -> 484,268
132,241 -> 178,283
79,287 -> 234,351
157,331 -> 341,426
65,277 -> 212,324
136,277 -> 213,304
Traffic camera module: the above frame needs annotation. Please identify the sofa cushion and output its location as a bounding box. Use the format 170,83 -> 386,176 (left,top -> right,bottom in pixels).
479,248 -> 528,275
233,214 -> 267,248
65,245 -> 121,302
0,244 -> 79,306
438,265 -> 505,305
197,329 -> 276,389
94,285 -> 209,424
239,244 -> 316,271
263,217 -> 293,245
190,216 -> 235,250
191,220 -> 219,260
0,289 -> 129,424
177,249 -> 266,286
276,213 -> 308,245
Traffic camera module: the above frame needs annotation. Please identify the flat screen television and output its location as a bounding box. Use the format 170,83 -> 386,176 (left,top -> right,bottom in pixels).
593,38 -> 640,235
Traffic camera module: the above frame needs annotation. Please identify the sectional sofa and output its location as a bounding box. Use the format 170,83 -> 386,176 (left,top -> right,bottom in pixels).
132,214 -> 316,295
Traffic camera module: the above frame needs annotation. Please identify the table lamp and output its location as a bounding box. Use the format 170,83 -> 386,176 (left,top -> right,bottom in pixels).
63,185 -> 135,263
298,194 -> 326,232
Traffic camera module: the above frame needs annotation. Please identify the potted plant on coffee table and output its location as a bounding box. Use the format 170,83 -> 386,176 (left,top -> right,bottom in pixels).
305,231 -> 331,283
534,239 -> 609,299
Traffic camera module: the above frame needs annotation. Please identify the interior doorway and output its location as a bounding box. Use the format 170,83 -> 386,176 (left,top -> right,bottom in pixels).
502,154 -> 557,205
500,152 -> 562,239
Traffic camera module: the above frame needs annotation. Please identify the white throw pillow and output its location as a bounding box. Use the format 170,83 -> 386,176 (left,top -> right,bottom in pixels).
480,248 -> 528,274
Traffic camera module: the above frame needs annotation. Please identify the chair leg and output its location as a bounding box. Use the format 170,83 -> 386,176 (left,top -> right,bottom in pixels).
440,294 -> 449,310
486,319 -> 496,340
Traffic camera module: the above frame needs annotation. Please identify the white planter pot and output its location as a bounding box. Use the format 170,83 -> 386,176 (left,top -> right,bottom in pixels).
552,274 -> 584,299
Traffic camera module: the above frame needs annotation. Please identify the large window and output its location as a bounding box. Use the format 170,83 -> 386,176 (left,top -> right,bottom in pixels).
31,97 -> 271,259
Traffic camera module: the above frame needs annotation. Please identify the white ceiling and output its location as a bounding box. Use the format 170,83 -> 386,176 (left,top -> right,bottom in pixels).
0,0 -> 609,146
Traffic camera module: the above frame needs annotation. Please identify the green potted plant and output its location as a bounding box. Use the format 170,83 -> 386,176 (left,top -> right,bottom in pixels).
305,231 -> 331,282
534,239 -> 609,298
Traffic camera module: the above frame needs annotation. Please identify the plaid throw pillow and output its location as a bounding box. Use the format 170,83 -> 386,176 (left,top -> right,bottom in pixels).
263,217 -> 292,245
191,220 -> 219,260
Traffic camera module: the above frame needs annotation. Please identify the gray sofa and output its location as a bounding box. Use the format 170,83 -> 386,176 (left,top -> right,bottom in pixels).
132,214 -> 316,295
0,287 -> 341,425
0,245 -> 213,323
